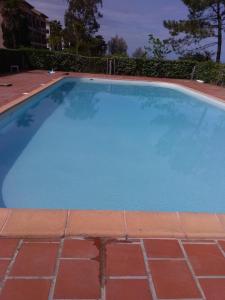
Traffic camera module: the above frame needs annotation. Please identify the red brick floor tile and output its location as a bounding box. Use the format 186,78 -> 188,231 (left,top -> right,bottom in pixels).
106,243 -> 146,276
144,239 -> 183,258
0,260 -> 9,280
24,238 -> 60,243
149,260 -> 201,299
0,239 -> 19,257
199,278 -> 225,300
106,279 -> 152,300
62,239 -> 98,258
184,244 -> 225,276
0,279 -> 51,300
54,260 -> 100,299
182,239 -> 216,243
10,243 -> 58,276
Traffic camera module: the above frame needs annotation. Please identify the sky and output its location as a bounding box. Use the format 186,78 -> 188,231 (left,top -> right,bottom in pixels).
28,0 -> 225,60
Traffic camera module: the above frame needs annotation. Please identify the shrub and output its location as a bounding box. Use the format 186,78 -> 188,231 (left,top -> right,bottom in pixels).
0,48 -> 224,86
142,60 -> 194,78
195,61 -> 225,85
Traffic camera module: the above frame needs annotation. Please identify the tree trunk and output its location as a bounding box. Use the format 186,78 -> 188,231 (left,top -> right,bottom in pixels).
216,2 -> 222,63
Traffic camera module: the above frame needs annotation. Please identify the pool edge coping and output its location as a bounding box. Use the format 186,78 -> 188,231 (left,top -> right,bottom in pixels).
0,209 -> 225,239
0,76 -> 64,115
1,73 -> 225,239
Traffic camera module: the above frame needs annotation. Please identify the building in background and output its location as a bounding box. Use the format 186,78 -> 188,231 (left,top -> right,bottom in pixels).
0,1 -> 49,49
0,2 -> 4,48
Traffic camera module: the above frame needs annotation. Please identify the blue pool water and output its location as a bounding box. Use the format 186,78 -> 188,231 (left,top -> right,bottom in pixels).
1,78 -> 225,212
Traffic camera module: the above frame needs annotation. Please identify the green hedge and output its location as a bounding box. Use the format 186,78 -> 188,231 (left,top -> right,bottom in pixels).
0,48 -> 108,73
1,48 -> 225,85
195,61 -> 225,85
114,58 -> 197,79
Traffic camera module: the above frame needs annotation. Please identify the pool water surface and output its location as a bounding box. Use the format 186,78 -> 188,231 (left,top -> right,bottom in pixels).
1,78 -> 225,212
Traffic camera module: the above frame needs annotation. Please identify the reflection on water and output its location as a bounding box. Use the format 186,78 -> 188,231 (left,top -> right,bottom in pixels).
17,113 -> 34,128
0,81 -> 74,207
1,78 -> 225,211
135,87 -> 225,176
65,84 -> 100,120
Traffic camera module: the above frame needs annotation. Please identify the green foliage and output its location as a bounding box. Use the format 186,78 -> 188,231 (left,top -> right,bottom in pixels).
1,0 -> 30,48
116,57 -> 137,75
0,48 -> 108,73
142,60 -> 196,78
108,35 -> 128,56
179,51 -> 212,62
195,61 -> 225,84
132,47 -> 147,59
164,0 -> 225,62
84,35 -> 107,56
49,20 -> 63,51
0,48 -> 225,86
64,0 -> 103,55
145,34 -> 171,60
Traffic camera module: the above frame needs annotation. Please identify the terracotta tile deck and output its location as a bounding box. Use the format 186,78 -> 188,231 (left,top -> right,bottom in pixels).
1,70 -> 225,109
0,237 -> 224,299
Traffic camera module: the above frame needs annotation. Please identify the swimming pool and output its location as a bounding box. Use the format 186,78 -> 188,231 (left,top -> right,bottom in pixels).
1,78 -> 225,212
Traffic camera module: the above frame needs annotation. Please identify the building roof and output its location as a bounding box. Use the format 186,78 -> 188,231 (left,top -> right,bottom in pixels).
23,1 -> 48,19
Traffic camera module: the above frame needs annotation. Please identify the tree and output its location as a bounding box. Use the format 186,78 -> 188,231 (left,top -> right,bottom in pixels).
88,35 -> 107,56
49,20 -> 63,51
1,0 -> 30,48
132,47 -> 147,58
108,35 -> 128,56
64,0 -> 103,55
71,34 -> 107,56
164,0 -> 225,63
179,51 -> 212,61
145,34 -> 171,60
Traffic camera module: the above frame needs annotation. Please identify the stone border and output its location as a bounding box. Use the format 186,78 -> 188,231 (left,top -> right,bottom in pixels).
0,209 -> 225,238
1,74 -> 225,238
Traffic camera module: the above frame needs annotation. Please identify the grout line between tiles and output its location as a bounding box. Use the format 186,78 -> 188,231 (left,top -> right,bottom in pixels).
159,298 -> 203,300
196,275 -> 225,279
182,241 -> 216,245
63,210 -> 70,238
60,257 -> 92,260
216,240 -> 225,259
178,240 -> 206,300
107,276 -> 148,279
24,241 -> 60,244
0,210 -> 12,235
48,238 -> 64,300
147,257 -> 185,261
140,239 -> 158,300
123,210 -> 128,239
7,276 -> 54,280
54,298 -> 98,300
0,239 -> 23,295
176,212 -> 187,239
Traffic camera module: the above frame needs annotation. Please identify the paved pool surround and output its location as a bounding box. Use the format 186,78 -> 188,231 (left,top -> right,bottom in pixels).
0,237 -> 225,300
1,71 -> 225,238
